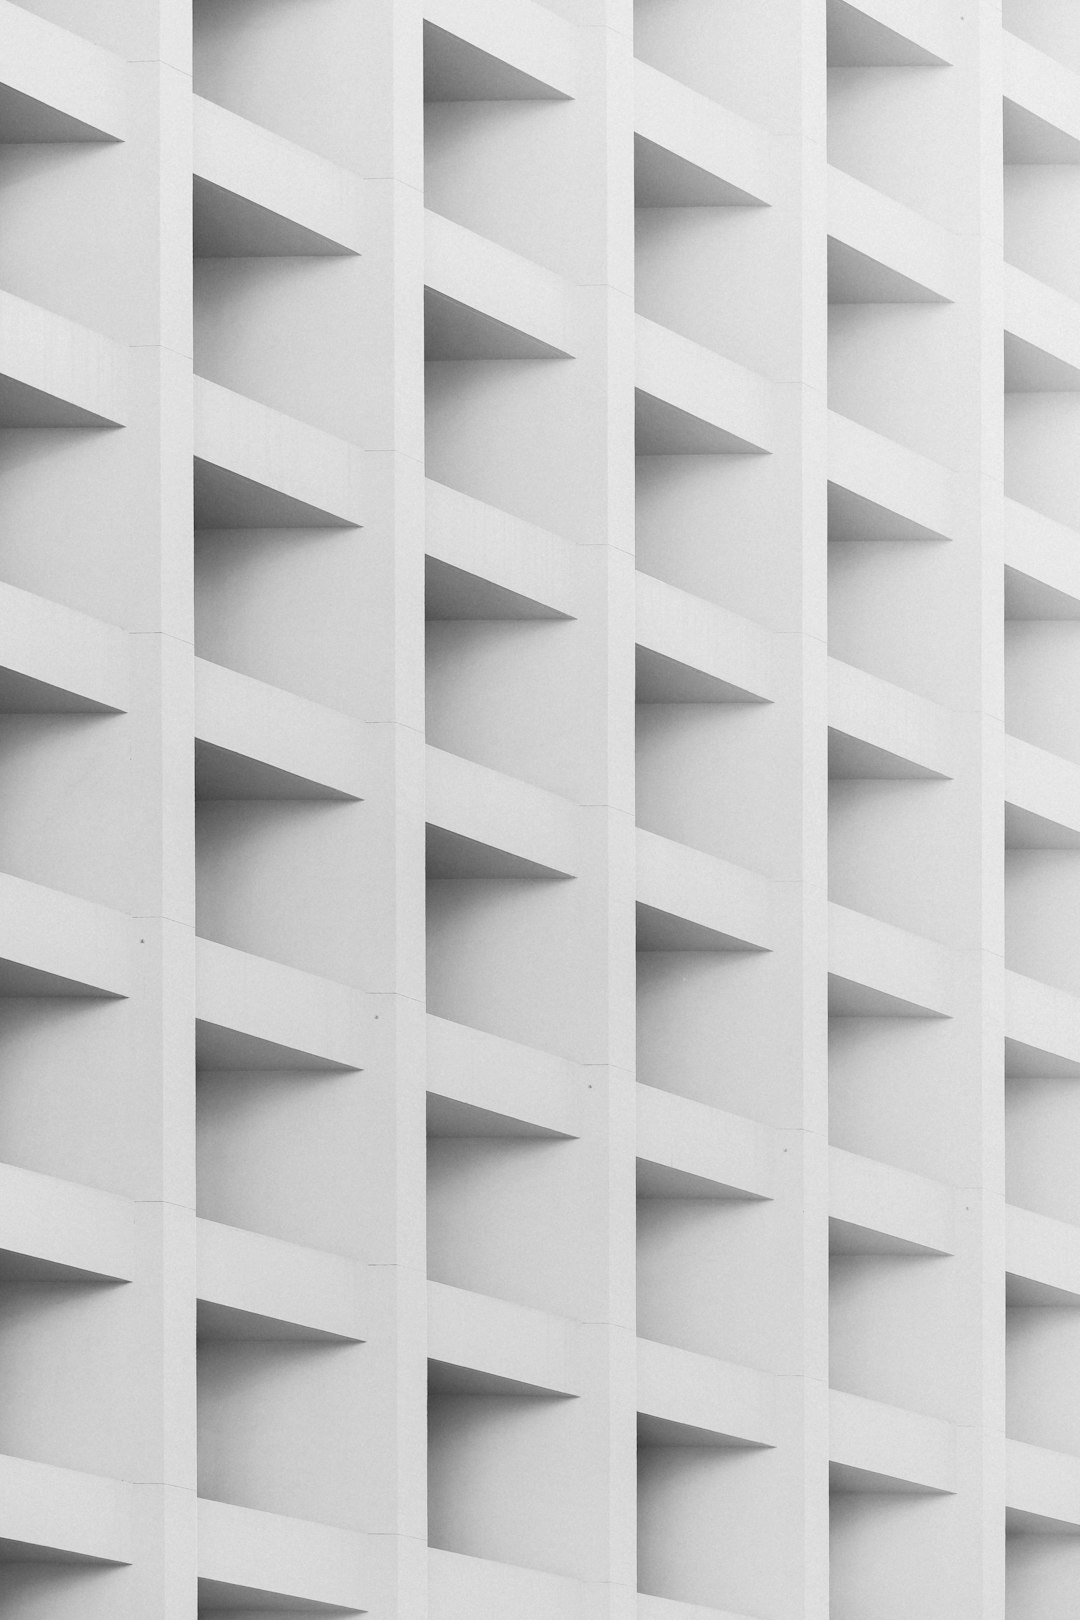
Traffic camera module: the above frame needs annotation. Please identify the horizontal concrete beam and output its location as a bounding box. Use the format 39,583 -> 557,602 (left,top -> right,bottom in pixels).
637,829 -> 777,952
194,378 -> 364,529
0,871 -> 130,997
198,1496 -> 368,1612
0,579 -> 128,712
637,1338 -> 777,1448
193,97 -> 364,257
196,1218 -> 365,1341
428,1547 -> 594,1620
0,1160 -> 134,1281
829,1146 -> 955,1255
195,937 -> 368,1071
829,0 -> 952,67
1004,263 -> 1080,388
423,0 -> 577,100
635,61 -> 771,207
830,1388 -> 956,1494
425,478 -> 577,620
637,1595 -> 759,1620
195,658 -> 366,800
829,166 -> 957,303
829,902 -> 955,1017
828,410 -> 963,541
428,1279 -> 580,1397
828,657 -> 956,779
0,287 -> 125,428
1005,498 -> 1080,615
0,0 -> 126,141
425,210 -> 571,359
1006,1203 -> 1080,1304
1005,969 -> 1080,1075
636,571 -> 773,704
636,1085 -> 775,1201
1006,735 -> 1080,845
426,745 -> 580,879
1007,1437 -> 1080,1530
426,1013 -> 583,1138
1004,30 -> 1080,154
0,1451 -> 131,1563
636,317 -> 773,455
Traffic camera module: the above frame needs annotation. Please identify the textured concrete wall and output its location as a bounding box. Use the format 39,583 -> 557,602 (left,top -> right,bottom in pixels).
0,0 -> 1074,1615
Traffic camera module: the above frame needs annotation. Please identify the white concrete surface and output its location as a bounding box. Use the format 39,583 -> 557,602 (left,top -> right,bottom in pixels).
0,0 -> 1066,1616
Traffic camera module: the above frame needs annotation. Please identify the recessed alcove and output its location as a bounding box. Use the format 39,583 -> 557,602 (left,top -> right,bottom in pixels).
192,0 -> 372,165
427,1110 -> 584,1318
428,1364 -> 590,1579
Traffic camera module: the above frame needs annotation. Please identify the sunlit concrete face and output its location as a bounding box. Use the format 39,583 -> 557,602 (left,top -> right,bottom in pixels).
0,0 -> 1070,1615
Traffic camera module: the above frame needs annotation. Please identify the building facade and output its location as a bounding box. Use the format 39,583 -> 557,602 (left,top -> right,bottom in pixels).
0,0 -> 1077,1614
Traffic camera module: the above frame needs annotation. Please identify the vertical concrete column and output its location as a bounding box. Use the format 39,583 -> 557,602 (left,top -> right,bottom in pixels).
121,3 -> 197,1615
974,11 -> 1007,1619
826,6 -> 1005,1616
796,3 -> 832,1614
567,4 -> 639,1615
771,3 -> 831,1613
891,5 -> 1006,1613
352,3 -> 429,1615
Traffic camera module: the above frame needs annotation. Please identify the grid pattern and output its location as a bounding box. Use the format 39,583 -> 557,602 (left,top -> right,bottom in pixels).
0,0 -> 1077,1615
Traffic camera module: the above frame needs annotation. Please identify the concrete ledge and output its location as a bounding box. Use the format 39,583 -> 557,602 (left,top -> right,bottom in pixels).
829,1146 -> 955,1255
829,166 -> 957,303
829,1388 -> 956,1494
198,1497 -> 368,1612
195,937 -> 367,1071
830,0 -> 953,67
425,211 -> 571,359
637,1597 -> 762,1620
194,378 -> 364,529
428,1548 -> 594,1620
636,572 -> 773,703
828,902 -> 955,1017
196,1218 -> 365,1341
0,287 -> 126,428
1006,1203 -> 1080,1303
0,1450 -> 131,1563
428,1280 -> 580,1396
195,658 -> 366,801
828,410 -> 962,542
0,872 -> 130,997
1005,264 -> 1080,385
636,317 -> 773,455
1007,1438 -> 1080,1530
1005,969 -> 1080,1074
0,1161 -> 133,1281
426,1014 -> 583,1138
423,0 -> 577,100
637,1338 -> 777,1447
634,61 -> 771,207
425,479 -> 577,620
0,0 -> 126,142
426,745 -> 580,879
1004,30 -> 1080,153
636,830 -> 776,953
1006,735 -> 1080,844
1005,498 -> 1080,615
193,96 -> 363,257
0,579 -> 127,713
636,1085 -> 775,1201
828,657 -> 956,779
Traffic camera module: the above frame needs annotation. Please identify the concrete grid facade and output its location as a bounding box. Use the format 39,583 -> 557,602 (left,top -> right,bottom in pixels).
2,0 -> 1080,1614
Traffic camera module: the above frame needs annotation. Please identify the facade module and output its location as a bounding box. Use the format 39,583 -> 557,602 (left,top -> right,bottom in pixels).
2,0 -> 1080,1615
